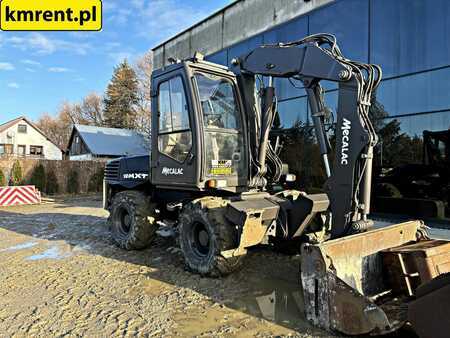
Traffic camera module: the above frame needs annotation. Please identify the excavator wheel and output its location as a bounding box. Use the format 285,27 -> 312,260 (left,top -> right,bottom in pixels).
108,191 -> 158,250
179,197 -> 245,277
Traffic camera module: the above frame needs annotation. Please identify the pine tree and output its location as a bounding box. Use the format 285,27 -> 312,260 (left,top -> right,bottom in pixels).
11,161 -> 23,186
103,60 -> 139,129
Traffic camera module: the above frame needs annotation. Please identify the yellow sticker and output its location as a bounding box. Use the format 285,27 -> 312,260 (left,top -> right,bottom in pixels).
210,167 -> 232,176
210,160 -> 233,176
0,0 -> 102,31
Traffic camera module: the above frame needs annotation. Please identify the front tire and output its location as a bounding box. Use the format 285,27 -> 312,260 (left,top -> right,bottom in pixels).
179,197 -> 245,277
108,191 -> 158,250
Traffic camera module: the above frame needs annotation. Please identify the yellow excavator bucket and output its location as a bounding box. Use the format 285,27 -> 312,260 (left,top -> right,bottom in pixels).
300,220 -> 447,336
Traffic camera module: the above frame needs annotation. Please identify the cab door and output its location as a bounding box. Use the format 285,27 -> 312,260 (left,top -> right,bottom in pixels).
192,71 -> 248,188
151,69 -> 199,189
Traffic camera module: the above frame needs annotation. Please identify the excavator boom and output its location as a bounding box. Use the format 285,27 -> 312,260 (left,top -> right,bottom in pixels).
233,35 -> 381,238
230,34 -> 450,335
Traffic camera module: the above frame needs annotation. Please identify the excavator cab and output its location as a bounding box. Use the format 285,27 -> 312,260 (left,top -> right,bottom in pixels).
150,58 -> 249,191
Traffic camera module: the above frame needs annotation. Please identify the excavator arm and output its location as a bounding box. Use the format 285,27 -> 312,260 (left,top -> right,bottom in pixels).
232,34 -> 381,238
230,35 -> 449,336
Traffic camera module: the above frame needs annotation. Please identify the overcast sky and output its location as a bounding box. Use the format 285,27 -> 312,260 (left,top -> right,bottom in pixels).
0,0 -> 231,123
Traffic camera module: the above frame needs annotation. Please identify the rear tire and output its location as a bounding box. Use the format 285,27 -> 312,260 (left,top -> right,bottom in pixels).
108,191 -> 158,250
179,197 -> 245,277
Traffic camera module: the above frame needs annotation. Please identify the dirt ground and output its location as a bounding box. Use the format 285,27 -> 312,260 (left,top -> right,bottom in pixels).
0,196 -> 339,338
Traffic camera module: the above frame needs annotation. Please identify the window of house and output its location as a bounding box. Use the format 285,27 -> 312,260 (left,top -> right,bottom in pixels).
157,76 -> 192,163
30,145 -> 43,156
18,145 -> 26,156
0,144 -> 13,155
18,124 -> 27,133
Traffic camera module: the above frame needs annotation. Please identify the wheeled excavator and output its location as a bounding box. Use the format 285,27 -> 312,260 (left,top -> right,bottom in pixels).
103,34 -> 450,336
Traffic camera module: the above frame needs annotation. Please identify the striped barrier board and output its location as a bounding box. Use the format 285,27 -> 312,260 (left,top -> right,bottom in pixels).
0,186 -> 42,207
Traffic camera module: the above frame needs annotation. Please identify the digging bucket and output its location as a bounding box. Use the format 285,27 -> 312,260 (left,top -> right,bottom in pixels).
300,220 -> 427,336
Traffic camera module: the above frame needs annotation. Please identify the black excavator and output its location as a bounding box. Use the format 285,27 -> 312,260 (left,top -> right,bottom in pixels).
103,34 -> 450,336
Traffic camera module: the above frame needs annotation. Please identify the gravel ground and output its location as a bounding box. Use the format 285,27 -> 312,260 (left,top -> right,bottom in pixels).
0,196 -> 337,338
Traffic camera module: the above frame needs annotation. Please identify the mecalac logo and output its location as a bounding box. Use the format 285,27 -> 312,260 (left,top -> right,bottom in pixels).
162,167 -> 184,176
340,118 -> 351,165
123,173 -> 149,180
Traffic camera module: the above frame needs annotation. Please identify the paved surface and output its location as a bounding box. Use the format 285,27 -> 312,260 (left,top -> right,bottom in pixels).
0,197 -> 333,337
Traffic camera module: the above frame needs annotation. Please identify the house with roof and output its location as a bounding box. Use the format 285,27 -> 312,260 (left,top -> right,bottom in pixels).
67,124 -> 149,161
0,116 -> 63,160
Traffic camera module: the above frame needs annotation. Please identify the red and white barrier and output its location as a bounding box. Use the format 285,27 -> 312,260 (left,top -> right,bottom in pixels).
0,186 -> 42,207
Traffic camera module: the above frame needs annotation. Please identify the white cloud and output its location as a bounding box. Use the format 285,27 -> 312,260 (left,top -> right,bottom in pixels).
0,62 -> 15,71
103,2 -> 118,12
138,0 -> 210,41
110,8 -> 133,26
48,67 -> 72,73
25,68 -> 36,73
21,59 -> 41,67
130,0 -> 145,10
8,83 -> 20,89
7,33 -> 90,55
105,41 -> 121,50
104,0 -> 210,41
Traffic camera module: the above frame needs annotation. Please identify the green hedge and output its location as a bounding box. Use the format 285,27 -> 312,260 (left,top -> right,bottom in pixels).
29,164 -> 46,192
67,170 -> 80,194
88,168 -> 104,192
0,169 -> 5,186
10,161 -> 23,186
45,168 -> 59,195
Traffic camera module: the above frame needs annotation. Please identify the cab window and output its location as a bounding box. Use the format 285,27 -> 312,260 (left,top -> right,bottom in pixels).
194,73 -> 241,130
194,72 -> 245,177
158,77 -> 192,163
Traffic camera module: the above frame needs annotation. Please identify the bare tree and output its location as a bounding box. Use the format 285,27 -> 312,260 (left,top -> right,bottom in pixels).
36,93 -> 104,150
134,51 -> 153,138
35,106 -> 74,150
72,92 -> 104,126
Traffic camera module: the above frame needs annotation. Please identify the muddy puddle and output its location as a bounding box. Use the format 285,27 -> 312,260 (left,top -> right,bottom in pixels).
173,276 -> 320,337
225,277 -> 311,331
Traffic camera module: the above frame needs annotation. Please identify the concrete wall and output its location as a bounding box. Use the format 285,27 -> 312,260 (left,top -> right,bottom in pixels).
0,159 -> 105,194
153,0 -> 334,69
0,119 -> 62,160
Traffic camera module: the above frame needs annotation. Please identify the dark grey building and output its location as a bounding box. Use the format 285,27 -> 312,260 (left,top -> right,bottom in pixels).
153,0 -> 450,150
152,0 -> 450,219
